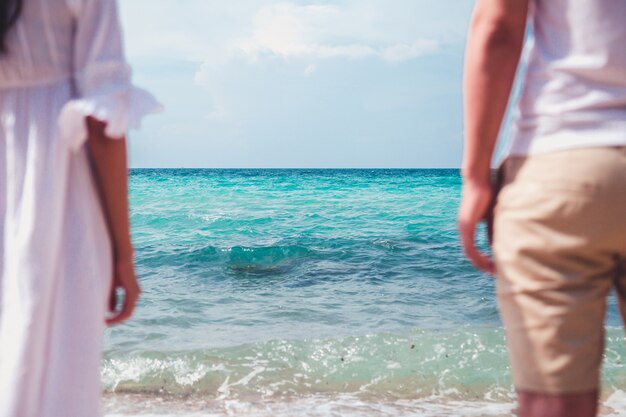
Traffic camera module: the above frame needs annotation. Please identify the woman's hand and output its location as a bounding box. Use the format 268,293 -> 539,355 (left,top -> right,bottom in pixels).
106,257 -> 141,326
458,178 -> 495,274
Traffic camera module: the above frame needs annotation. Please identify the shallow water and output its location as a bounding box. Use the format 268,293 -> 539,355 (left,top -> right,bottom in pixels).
103,169 -> 626,416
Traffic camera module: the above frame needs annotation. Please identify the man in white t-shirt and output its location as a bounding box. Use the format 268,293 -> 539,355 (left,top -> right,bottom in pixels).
458,1 -> 626,416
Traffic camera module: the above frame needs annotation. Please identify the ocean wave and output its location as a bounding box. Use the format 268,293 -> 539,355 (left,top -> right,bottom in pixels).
102,328 -> 514,401
136,244 -> 313,273
103,327 -> 626,401
226,245 -> 312,273
102,327 -> 626,416
136,234 -> 459,272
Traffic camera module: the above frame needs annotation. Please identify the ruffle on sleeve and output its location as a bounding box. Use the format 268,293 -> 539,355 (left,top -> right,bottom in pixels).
59,61 -> 162,152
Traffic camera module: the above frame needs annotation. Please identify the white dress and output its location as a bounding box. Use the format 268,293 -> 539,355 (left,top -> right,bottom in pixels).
0,0 -> 161,416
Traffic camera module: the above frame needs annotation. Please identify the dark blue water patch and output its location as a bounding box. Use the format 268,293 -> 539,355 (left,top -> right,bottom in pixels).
135,236 -> 486,294
225,245 -> 312,273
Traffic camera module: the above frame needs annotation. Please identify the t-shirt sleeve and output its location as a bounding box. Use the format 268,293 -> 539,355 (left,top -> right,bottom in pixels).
59,0 -> 162,151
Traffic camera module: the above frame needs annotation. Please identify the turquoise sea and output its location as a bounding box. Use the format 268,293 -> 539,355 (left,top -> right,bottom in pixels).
103,169 -> 626,417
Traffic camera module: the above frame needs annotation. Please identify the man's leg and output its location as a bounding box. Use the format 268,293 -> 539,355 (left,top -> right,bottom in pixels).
517,390 -> 598,417
492,150 -> 626,417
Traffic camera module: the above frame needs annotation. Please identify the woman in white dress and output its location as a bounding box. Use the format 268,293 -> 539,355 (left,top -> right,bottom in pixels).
0,0 -> 160,415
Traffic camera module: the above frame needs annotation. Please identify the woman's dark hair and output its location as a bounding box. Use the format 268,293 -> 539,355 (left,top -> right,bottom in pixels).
0,0 -> 23,54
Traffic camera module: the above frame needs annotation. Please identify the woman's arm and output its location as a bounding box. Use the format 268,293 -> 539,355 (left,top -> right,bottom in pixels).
86,116 -> 140,326
458,0 -> 529,273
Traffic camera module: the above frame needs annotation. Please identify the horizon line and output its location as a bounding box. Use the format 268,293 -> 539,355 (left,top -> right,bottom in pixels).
129,167 -> 462,170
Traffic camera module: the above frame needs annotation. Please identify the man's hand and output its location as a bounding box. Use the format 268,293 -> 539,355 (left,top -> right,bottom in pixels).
458,178 -> 495,274
106,258 -> 141,326
459,0 -> 529,275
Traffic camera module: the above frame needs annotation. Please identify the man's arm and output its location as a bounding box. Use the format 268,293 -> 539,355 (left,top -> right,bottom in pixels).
458,0 -> 529,273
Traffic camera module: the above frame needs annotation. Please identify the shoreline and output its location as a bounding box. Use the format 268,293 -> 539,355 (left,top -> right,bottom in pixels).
103,392 -> 516,417
102,387 -> 626,417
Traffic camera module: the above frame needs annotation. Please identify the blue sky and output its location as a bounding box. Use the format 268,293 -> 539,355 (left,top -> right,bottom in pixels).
119,1 -> 475,168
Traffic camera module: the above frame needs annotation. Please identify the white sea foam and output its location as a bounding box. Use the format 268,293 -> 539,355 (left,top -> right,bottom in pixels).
104,389 -> 626,417
604,389 -> 626,416
105,395 -> 516,417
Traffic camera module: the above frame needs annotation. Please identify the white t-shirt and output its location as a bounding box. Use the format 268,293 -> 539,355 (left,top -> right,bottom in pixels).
507,0 -> 626,156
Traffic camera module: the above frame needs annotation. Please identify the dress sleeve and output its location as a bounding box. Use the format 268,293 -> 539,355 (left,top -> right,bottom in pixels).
59,0 -> 162,151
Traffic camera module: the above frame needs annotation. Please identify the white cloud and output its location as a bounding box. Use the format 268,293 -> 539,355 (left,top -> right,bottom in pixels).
381,39 -> 439,63
304,64 -> 317,77
231,2 -> 438,63
119,1 -> 465,69
119,0 -> 472,124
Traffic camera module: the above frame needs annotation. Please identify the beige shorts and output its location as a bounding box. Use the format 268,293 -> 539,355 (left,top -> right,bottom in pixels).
493,146 -> 626,394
